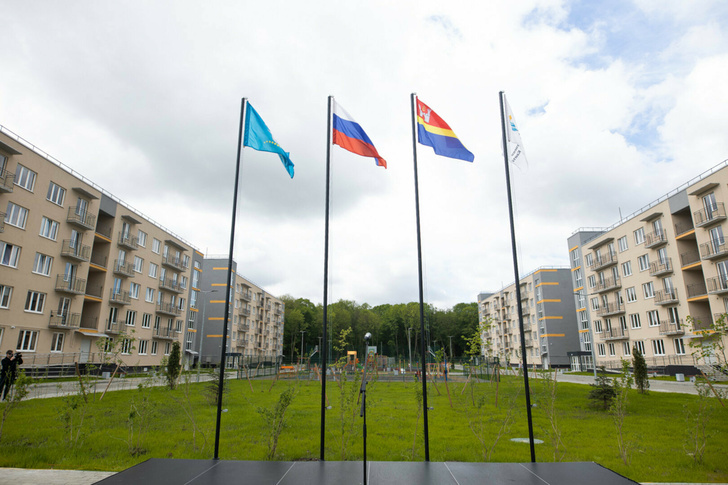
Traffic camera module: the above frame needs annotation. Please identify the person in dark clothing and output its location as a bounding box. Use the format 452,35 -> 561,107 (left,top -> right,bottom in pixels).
0,350 -> 22,400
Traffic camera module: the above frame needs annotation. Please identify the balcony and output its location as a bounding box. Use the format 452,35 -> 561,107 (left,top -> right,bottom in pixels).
55,275 -> 87,295
659,320 -> 685,336
694,202 -> 726,228
109,289 -> 132,305
105,320 -> 126,335
680,250 -> 701,268
49,313 -> 81,329
89,253 -> 108,269
589,252 -> 618,271
603,327 -> 629,341
594,276 -> 621,294
162,254 -> 188,271
66,206 -> 96,231
60,240 -> 91,262
687,282 -> 708,299
238,323 -> 249,332
654,289 -> 679,306
240,307 -> 251,317
596,302 -> 625,317
675,222 -> 695,239
707,276 -> 728,295
113,259 -> 135,277
649,258 -> 673,277
241,291 -> 252,301
700,241 -> 728,261
117,232 -> 139,250
274,306 -> 282,315
159,278 -> 184,293
156,302 -> 182,316
154,326 -> 175,340
85,284 -> 103,299
0,169 -> 14,192
645,230 -> 668,249
0,212 -> 4,233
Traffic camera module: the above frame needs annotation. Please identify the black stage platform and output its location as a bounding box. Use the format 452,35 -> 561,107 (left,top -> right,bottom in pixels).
96,459 -> 638,484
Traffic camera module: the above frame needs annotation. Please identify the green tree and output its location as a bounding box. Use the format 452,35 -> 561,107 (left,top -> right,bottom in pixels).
632,347 -> 649,394
588,367 -> 616,410
166,341 -> 181,390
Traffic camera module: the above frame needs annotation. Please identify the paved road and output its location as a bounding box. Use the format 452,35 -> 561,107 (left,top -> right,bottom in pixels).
551,372 -> 728,395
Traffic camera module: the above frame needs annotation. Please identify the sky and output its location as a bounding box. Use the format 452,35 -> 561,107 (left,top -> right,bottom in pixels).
2,0 -> 728,309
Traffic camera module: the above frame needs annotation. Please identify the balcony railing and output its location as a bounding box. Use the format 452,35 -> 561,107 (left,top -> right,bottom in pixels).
680,250 -> 701,268
117,232 -> 139,250
241,291 -> 252,301
0,169 -> 14,192
594,276 -> 621,293
654,289 -> 679,305
60,240 -> 91,262
699,241 -> 728,260
241,308 -> 251,316
238,323 -> 249,332
154,326 -> 175,339
659,320 -> 685,336
85,284 -> 103,299
55,275 -> 87,294
90,254 -> 108,269
159,278 -> 183,293
687,282 -> 708,299
589,252 -> 618,271
274,306 -> 282,315
645,230 -> 668,248
0,212 -> 5,233
675,221 -> 695,238
596,302 -> 625,317
649,258 -> 673,277
694,202 -> 726,227
706,276 -> 728,295
49,313 -> 81,329
110,289 -> 132,305
105,320 -> 126,335
156,302 -> 182,316
113,259 -> 135,277
603,327 -> 629,341
66,206 -> 96,230
162,254 -> 188,271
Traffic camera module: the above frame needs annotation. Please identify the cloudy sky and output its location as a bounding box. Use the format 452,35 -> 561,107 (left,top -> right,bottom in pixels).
3,1 -> 728,308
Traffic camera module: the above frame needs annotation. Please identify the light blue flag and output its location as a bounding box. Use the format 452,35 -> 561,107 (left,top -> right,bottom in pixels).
243,103 -> 295,178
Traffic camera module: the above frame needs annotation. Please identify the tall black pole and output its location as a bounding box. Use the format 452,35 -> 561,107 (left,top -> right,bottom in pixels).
410,93 -> 430,461
214,97 -> 247,460
320,95 -> 333,461
499,91 -> 536,462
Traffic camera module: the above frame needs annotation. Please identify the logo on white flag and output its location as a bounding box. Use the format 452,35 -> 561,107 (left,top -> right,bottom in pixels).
504,97 -> 527,169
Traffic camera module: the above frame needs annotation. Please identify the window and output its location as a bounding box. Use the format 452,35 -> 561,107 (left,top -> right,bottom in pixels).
142,313 -> 152,328
634,341 -> 645,355
594,320 -> 603,333
47,182 -> 66,206
570,248 -> 580,267
180,276 -> 188,289
137,230 -> 147,248
125,310 -> 137,326
647,310 -> 660,327
50,333 -> 64,352
32,253 -> 53,276
130,282 -> 140,300
5,202 -> 28,229
149,262 -> 158,278
652,339 -> 665,356
151,341 -> 158,355
146,288 -> 155,303
121,338 -> 133,355
634,227 -> 645,245
590,297 -> 600,311
0,285 -> 12,308
587,275 -> 596,289
133,256 -> 143,273
622,341 -> 631,356
164,342 -> 170,355
190,290 -> 198,309
138,340 -> 148,355
637,254 -> 649,272
626,287 -> 637,302
608,343 -> 616,356
629,313 -> 641,329
178,297 -> 185,310
619,315 -> 627,330
621,261 -> 632,277
176,319 -> 183,332
24,291 -> 46,313
642,282 -> 655,299
674,338 -> 685,355
618,236 -> 628,252
186,331 -> 194,351
15,164 -> 36,191
152,238 -> 161,254
16,330 -> 38,351
183,254 -> 190,268
192,270 -> 200,289
584,253 -> 593,267
39,217 -> 60,240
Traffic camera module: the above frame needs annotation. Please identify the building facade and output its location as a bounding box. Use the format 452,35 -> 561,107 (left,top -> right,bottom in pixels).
569,161 -> 728,372
478,267 -> 579,368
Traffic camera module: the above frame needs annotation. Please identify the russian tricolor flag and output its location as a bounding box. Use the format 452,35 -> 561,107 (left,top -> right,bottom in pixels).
332,101 -> 387,169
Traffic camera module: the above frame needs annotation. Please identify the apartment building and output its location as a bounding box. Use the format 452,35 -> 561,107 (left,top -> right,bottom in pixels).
478,267 -> 579,368
569,161 -> 728,372
195,257 -> 285,367
0,128 -> 202,369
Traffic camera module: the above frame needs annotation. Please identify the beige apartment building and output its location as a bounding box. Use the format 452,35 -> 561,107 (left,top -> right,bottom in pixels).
478,267 -> 580,369
0,127 -> 202,370
569,161 -> 728,373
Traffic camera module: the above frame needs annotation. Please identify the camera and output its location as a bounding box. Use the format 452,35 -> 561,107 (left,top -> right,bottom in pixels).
14,353 -> 21,359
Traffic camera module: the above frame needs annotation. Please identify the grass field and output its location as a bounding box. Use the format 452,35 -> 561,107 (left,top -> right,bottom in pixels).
0,374 -> 726,483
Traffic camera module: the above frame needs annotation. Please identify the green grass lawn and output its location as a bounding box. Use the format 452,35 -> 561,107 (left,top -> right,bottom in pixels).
0,375 -> 726,483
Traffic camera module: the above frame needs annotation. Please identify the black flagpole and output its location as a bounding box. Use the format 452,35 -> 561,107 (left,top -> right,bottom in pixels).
499,91 -> 536,462
410,92 -> 430,461
320,95 -> 333,461
214,97 -> 247,460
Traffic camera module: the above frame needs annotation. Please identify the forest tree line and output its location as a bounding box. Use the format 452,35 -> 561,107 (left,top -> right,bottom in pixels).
279,296 -> 479,363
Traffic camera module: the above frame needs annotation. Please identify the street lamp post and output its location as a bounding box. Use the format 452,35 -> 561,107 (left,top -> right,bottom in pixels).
300,330 -> 306,369
448,336 -> 454,361
197,289 -> 218,383
407,328 -> 413,371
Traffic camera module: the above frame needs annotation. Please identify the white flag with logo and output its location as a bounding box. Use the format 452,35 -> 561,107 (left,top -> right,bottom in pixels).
504,96 -> 528,169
